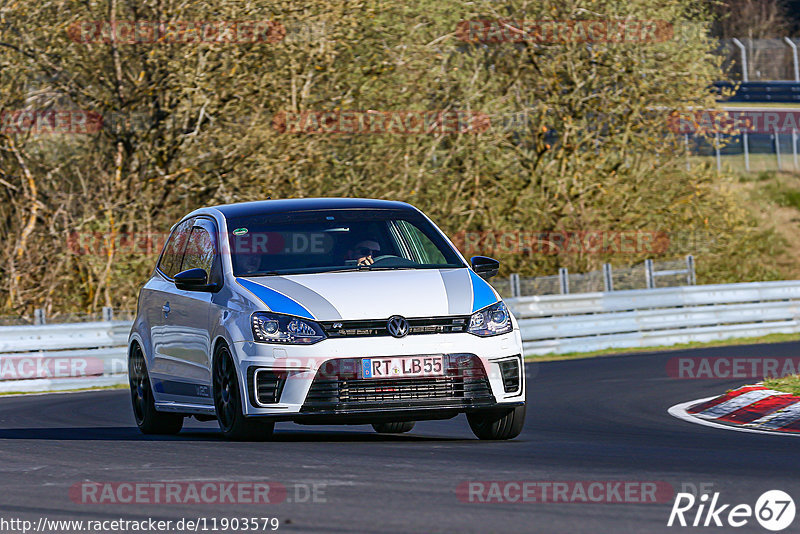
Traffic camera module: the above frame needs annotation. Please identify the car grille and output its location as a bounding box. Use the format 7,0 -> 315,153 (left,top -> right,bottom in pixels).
319,316 -> 471,338
301,354 -> 495,412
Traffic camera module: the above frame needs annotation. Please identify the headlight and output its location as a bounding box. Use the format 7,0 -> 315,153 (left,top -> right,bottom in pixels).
468,301 -> 512,337
251,312 -> 326,344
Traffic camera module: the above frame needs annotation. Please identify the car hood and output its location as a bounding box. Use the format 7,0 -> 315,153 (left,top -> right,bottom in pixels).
236,268 -> 499,321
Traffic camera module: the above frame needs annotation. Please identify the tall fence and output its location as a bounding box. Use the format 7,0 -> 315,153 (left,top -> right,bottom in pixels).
682,38 -> 800,174
720,38 -> 800,83
683,119 -> 800,174
491,256 -> 695,299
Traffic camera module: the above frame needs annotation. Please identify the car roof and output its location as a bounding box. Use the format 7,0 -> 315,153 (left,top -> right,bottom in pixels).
212,198 -> 417,219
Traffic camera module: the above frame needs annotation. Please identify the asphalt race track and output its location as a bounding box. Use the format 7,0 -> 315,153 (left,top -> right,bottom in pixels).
2,342 -> 800,533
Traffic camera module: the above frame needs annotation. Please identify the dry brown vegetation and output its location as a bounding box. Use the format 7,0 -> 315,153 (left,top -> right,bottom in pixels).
0,0 -> 787,317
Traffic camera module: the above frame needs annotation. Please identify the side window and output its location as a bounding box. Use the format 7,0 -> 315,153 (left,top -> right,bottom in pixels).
395,220 -> 448,264
180,225 -> 217,274
158,218 -> 195,278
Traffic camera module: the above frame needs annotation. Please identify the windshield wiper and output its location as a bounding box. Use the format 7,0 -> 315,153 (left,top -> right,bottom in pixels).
303,266 -> 408,273
313,267 -> 367,273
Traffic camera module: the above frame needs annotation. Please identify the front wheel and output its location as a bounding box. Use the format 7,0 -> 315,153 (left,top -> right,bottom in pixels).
213,344 -> 274,441
372,421 -> 415,434
129,344 -> 183,435
467,405 -> 526,440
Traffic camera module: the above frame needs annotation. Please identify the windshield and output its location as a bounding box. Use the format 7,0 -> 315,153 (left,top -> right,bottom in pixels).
226,209 -> 465,276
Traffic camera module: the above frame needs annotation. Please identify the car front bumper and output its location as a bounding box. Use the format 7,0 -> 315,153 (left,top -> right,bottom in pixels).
232,330 -> 525,419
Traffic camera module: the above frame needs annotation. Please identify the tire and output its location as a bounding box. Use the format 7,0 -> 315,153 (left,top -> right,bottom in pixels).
467,405 -> 526,440
372,421 -> 415,434
129,343 -> 184,435
213,344 -> 274,441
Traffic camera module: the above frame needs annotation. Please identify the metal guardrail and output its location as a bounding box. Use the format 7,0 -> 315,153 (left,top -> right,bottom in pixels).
0,320 -> 130,393
715,81 -> 800,103
507,280 -> 800,356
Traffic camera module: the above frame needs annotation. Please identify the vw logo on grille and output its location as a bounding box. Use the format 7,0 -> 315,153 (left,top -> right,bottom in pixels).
386,316 -> 409,338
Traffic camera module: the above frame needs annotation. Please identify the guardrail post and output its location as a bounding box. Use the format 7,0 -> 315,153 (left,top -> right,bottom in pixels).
603,263 -> 613,292
686,255 -> 696,285
715,131 -> 722,173
732,38 -> 748,82
558,267 -> 569,295
786,37 -> 800,82
743,132 -> 750,172
33,308 -> 46,325
684,133 -> 691,171
645,259 -> 655,289
775,126 -> 782,170
102,307 -> 114,321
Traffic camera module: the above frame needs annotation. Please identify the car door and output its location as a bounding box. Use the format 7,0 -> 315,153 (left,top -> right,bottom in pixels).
147,216 -> 195,392
154,217 -> 219,404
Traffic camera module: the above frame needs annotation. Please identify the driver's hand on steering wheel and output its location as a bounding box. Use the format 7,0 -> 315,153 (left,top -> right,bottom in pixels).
354,241 -> 380,266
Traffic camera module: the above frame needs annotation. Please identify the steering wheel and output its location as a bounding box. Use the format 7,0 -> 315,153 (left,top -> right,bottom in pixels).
369,255 -> 397,263
368,255 -> 418,267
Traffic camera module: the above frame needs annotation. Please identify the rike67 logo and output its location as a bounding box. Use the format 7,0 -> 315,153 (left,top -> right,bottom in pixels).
668,490 -> 795,531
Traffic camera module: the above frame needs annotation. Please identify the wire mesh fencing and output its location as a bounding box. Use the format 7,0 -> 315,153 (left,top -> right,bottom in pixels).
491,256 -> 696,299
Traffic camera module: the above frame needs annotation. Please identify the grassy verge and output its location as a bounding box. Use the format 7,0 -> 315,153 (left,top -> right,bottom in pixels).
763,375 -> 800,396
691,154 -> 800,175
525,332 -> 800,362
0,383 -> 127,396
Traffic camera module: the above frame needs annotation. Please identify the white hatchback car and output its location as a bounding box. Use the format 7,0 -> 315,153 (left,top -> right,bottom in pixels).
128,198 -> 526,440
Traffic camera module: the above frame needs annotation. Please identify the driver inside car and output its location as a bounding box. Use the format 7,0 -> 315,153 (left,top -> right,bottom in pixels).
348,239 -> 381,266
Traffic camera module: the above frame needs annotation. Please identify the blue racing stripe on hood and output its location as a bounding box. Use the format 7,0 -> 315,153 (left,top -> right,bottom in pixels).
246,276 -> 342,320
469,270 -> 499,312
236,278 -> 315,320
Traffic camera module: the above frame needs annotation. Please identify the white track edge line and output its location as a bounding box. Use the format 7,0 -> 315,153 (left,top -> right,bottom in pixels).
668,397 -> 800,438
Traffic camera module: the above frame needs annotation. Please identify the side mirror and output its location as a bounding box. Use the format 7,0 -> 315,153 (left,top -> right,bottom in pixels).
470,256 -> 500,280
174,268 -> 214,291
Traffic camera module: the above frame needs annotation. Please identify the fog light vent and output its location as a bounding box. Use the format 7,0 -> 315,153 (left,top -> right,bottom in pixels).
498,359 -> 520,393
248,368 -> 286,406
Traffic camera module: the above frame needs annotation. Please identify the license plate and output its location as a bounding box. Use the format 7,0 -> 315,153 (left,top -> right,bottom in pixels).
362,356 -> 444,378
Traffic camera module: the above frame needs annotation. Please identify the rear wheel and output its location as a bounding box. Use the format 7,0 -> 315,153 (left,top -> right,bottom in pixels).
213,344 -> 274,441
372,421 -> 415,434
467,405 -> 526,440
129,344 -> 183,435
